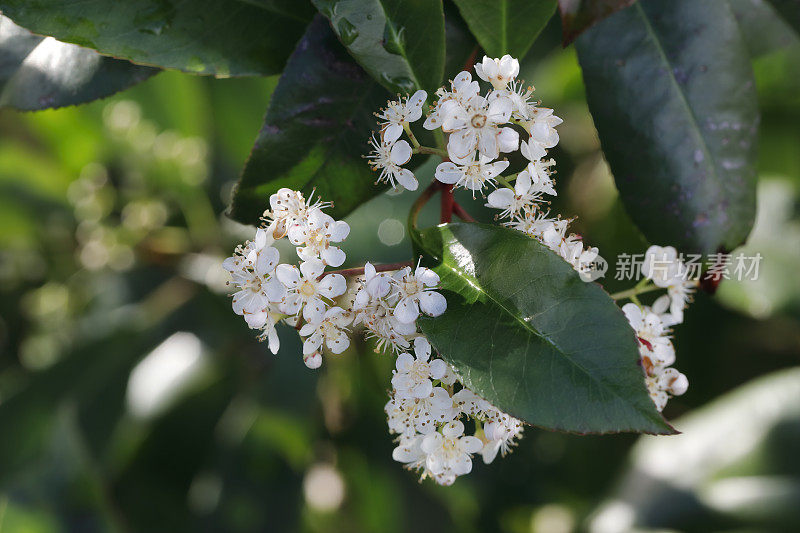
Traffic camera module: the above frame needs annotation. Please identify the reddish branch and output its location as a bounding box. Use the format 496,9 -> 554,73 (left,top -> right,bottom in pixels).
452,202 -> 476,222
440,184 -> 455,223
321,261 -> 414,279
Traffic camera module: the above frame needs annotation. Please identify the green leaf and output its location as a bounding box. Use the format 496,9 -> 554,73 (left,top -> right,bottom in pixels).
558,0 -> 637,45
453,0 -> 557,59
729,0 -> 800,56
0,0 -> 311,77
416,222 -> 674,435
228,16 -> 390,225
0,16 -> 158,110
311,0 -> 445,95
576,0 -> 758,254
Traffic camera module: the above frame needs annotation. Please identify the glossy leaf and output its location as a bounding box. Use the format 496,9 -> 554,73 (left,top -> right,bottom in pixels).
416,223 -> 674,435
577,0 -> 758,254
0,0 -> 311,77
312,0 -> 445,95
453,0 -> 556,59
0,16 -> 158,110
228,16 -> 390,225
558,0 -> 637,45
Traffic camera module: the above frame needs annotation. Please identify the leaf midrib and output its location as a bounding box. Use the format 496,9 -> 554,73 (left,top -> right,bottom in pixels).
634,2 -> 718,187
375,0 -> 423,92
436,236 -> 661,425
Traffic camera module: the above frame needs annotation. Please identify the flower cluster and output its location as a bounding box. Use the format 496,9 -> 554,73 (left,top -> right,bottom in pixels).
621,245 -> 694,411
223,188 -> 351,368
387,337 -> 523,485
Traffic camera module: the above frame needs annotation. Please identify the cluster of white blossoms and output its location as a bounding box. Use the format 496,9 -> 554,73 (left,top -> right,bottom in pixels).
223,188 -> 351,369
225,54 -> 700,488
622,245 -> 695,411
387,337 -> 523,486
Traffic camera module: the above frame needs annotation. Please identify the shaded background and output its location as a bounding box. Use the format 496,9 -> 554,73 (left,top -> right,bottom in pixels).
1,19 -> 800,533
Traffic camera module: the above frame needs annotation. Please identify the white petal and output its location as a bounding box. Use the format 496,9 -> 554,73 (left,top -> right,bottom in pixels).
429,359 -> 447,380
496,127 -> 519,153
263,277 -> 286,302
275,264 -> 300,288
318,273 -> 346,298
329,220 -> 350,242
303,352 -> 322,369
460,435 -> 483,454
414,336 -> 431,361
326,329 -> 350,354
487,188 -> 514,209
477,131 -> 499,159
321,246 -> 346,268
419,291 -> 447,317
434,162 -> 463,184
394,297 -> 420,324
299,259 -> 325,280
303,333 -> 322,355
302,298 -> 326,322
485,160 -> 510,178
267,328 -> 280,354
395,168 -> 418,191
417,267 -> 440,287
396,352 -> 415,372
383,125 -> 402,144
245,310 -> 267,329
487,96 -> 512,123
390,140 -> 412,165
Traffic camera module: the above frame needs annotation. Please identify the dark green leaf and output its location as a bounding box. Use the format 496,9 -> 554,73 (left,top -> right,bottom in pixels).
558,0 -> 637,45
0,16 -> 158,110
729,0 -> 800,56
764,0 -> 800,35
577,0 -> 758,254
416,222 -> 674,435
228,16 -> 390,225
0,0 -> 311,77
453,0 -> 557,59
312,0 -> 445,95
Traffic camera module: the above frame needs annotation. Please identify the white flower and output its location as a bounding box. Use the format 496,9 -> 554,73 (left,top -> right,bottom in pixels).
475,55 -> 520,90
392,337 -> 448,399
258,311 -> 281,354
646,367 -> 688,412
434,155 -> 509,196
378,90 -> 427,140
298,306 -> 352,356
665,280 -> 695,325
452,388 -> 491,417
421,421 -> 482,479
504,80 -> 535,120
265,188 -> 328,237
392,434 -> 426,470
367,127 -> 417,191
386,387 -> 455,435
223,230 -> 285,327
391,265 -> 447,324
642,245 -> 681,287
288,209 -> 351,267
622,303 -> 676,367
351,263 -> 416,353
444,93 -> 516,160
276,259 -> 346,322
424,71 -> 481,130
481,413 -> 524,464
486,167 -> 552,219
521,107 -> 562,152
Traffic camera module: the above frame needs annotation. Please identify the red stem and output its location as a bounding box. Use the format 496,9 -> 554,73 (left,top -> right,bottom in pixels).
440,184 -> 455,223
321,261 -> 414,279
452,202 -> 476,223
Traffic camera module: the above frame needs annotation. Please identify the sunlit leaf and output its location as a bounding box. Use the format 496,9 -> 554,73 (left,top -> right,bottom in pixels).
312,0 -> 445,95
416,222 -> 674,435
0,16 -> 158,110
0,0 -> 311,77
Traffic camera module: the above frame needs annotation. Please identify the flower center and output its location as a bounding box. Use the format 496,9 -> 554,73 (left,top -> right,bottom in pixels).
410,360 -> 429,383
299,280 -> 316,298
470,113 -> 487,129
404,280 -> 420,296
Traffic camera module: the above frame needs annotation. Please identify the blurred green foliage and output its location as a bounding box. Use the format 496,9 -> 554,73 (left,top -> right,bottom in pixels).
1,18 -> 799,533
